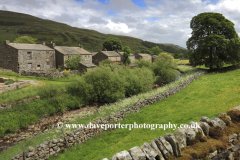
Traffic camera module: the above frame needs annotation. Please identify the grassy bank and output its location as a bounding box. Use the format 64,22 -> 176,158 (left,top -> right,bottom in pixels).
0,66 -> 202,160
47,68 -> 240,160
0,70 -> 79,104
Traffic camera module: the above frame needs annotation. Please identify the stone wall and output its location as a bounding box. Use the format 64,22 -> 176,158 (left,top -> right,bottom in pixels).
0,43 -> 19,72
11,72 -> 206,160
20,70 -> 79,78
0,78 -> 30,95
103,106 -> 240,160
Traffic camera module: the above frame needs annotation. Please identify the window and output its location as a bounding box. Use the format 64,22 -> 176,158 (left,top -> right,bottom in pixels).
85,55 -> 87,60
88,55 -> 90,60
28,63 -> 32,70
37,65 -> 41,70
68,56 -> 71,60
27,52 -> 32,60
46,62 -> 50,68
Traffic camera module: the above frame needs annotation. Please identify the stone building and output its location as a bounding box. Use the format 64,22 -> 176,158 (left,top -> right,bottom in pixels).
92,50 -> 121,65
135,53 -> 152,63
50,43 -> 92,68
0,40 -> 55,73
78,61 -> 96,75
118,52 -> 135,64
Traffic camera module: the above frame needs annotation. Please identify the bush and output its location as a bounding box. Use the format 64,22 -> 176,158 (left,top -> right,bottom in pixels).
68,65 -> 126,104
37,84 -> 59,99
135,59 -> 152,68
152,53 -> 177,84
68,64 -> 155,104
99,59 -> 112,66
65,55 -> 81,70
118,67 -> 155,97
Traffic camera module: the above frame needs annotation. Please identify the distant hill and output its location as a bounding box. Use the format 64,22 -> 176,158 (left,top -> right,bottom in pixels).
0,10 -> 187,54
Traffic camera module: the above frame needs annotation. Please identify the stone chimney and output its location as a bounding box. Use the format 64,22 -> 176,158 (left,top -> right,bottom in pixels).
4,40 -> 10,45
49,42 -> 55,49
42,41 -> 45,45
79,43 -> 82,48
105,48 -> 107,52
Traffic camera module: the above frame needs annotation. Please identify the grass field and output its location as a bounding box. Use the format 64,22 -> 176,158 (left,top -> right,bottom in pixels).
0,70 -> 79,104
47,68 -> 240,160
0,66 -> 202,160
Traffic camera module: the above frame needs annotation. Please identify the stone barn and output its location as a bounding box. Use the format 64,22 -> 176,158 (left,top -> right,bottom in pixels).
78,61 -> 96,75
135,53 -> 152,63
0,40 -> 55,73
92,50 -> 121,65
50,43 -> 92,68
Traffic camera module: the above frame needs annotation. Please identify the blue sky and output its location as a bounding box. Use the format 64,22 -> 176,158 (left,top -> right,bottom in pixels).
1,0 -> 240,48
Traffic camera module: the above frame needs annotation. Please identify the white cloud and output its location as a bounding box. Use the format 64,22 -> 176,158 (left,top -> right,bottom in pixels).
0,0 -> 240,48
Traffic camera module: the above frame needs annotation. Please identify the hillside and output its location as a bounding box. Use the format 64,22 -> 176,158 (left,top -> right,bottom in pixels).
0,10 -> 187,54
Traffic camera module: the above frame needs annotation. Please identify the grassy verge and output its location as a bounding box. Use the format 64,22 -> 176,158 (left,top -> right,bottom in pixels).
0,70 -> 79,104
0,66 -> 202,160
46,68 -> 240,160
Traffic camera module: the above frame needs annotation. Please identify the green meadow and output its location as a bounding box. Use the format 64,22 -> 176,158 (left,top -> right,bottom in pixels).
48,68 -> 240,160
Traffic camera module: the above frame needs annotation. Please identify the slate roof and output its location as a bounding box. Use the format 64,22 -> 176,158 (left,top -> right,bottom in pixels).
79,61 -> 96,68
118,52 -> 134,56
8,43 -> 54,51
137,53 -> 151,57
55,46 -> 91,55
100,51 -> 120,57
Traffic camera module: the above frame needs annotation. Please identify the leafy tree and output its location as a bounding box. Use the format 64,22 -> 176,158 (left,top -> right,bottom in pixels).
103,37 -> 122,51
99,59 -> 112,66
187,12 -> 240,69
65,55 -> 81,70
122,46 -> 131,65
150,46 -> 163,55
135,58 -> 152,68
13,36 -> 37,44
152,53 -> 177,84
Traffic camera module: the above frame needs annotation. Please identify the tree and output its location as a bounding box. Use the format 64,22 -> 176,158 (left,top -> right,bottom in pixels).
150,46 -> 163,55
13,36 -> 37,44
187,12 -> 240,69
65,55 -> 81,70
122,46 -> 131,65
103,37 -> 122,51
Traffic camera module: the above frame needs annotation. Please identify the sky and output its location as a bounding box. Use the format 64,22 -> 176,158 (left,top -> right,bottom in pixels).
1,0 -> 240,48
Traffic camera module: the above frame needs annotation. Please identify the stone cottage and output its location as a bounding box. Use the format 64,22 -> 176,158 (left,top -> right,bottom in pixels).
135,53 -> 152,63
50,43 -> 92,68
0,40 -> 55,73
78,61 -> 96,75
118,52 -> 135,64
92,50 -> 121,65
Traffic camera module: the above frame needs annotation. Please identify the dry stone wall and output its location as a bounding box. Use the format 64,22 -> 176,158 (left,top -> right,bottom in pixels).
0,78 -> 30,95
11,72 -> 206,160
20,70 -> 78,78
103,107 -> 240,160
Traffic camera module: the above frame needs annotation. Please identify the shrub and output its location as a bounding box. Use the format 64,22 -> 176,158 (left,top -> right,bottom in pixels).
68,64 -> 155,104
118,66 -> 155,97
99,59 -> 112,66
135,59 -> 152,68
152,53 -> 177,84
68,65 -> 126,104
37,84 -> 59,99
65,55 -> 81,70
